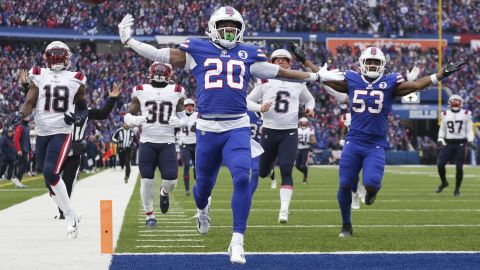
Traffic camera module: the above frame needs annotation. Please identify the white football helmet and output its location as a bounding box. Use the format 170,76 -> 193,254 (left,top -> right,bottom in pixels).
448,94 -> 463,112
207,6 -> 245,49
359,47 -> 386,78
299,117 -> 309,128
270,49 -> 292,61
184,98 -> 196,107
44,41 -> 71,71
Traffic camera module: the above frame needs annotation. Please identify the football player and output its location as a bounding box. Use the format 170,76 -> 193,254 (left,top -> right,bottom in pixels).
124,62 -> 186,228
118,7 -> 343,264
246,49 -> 315,223
12,41 -> 88,239
296,117 -> 316,184
178,98 -> 197,195
248,110 -> 266,196
436,95 -> 474,196
294,45 -> 464,237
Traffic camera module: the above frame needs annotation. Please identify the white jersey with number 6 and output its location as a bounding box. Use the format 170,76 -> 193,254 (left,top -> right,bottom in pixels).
438,109 -> 474,141
247,79 -> 315,130
28,67 -> 86,136
132,84 -> 185,144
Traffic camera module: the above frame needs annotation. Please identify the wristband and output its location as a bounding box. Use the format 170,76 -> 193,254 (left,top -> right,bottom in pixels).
430,74 -> 438,85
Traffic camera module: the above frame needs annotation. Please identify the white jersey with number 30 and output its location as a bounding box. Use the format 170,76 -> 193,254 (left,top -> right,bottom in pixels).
132,84 -> 185,144
28,67 -> 86,136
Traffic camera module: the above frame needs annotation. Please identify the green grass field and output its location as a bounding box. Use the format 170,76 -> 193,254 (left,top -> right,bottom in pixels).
115,166 -> 480,253
0,171 -> 96,211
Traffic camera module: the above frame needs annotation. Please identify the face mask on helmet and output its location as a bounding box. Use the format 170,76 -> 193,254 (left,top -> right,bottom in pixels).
184,98 -> 195,113
44,42 -> 71,71
207,7 -> 245,49
271,49 -> 292,69
449,96 -> 463,112
150,62 -> 173,84
359,47 -> 386,78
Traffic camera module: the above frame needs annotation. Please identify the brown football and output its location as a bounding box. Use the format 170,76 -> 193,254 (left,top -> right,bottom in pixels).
80,0 -> 107,5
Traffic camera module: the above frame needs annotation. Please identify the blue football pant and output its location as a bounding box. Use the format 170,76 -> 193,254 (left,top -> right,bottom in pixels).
249,156 -> 260,197
338,141 -> 385,225
193,127 -> 251,234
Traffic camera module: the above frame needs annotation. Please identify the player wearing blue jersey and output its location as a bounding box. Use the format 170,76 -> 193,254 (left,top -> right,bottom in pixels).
293,45 -> 465,237
117,7 -> 344,264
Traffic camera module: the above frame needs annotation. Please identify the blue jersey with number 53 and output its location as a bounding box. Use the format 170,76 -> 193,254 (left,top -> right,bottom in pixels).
345,71 -> 405,147
179,38 -> 268,115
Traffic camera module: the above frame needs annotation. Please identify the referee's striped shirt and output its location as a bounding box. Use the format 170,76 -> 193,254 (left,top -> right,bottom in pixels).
72,97 -> 118,142
112,127 -> 136,148
72,116 -> 89,142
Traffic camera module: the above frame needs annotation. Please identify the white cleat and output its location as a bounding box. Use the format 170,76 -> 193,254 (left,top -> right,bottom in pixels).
278,210 -> 288,223
358,184 -> 366,204
271,179 -> 277,189
196,207 -> 210,234
351,192 -> 360,210
66,214 -> 80,239
228,242 -> 246,264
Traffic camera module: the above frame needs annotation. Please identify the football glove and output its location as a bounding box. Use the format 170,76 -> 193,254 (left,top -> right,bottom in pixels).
118,14 -> 134,44
9,112 -> 24,127
442,60 -> 466,78
437,138 -> 446,147
168,116 -> 180,128
406,66 -> 420,81
124,113 -> 147,127
64,112 -> 81,125
317,65 -> 344,82
289,42 -> 306,63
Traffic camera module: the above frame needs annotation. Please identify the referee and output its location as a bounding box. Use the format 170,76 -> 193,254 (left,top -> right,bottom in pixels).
112,122 -> 136,183
56,84 -> 120,219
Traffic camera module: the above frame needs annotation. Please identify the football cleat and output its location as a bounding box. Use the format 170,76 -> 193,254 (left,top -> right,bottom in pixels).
146,218 -> 157,228
436,182 -> 449,193
278,210 -> 288,223
66,214 -> 80,239
160,191 -> 169,214
55,212 -> 65,220
302,179 -> 307,185
454,189 -> 461,197
365,190 -> 377,205
351,192 -> 360,210
271,179 -> 277,189
185,190 -> 191,196
195,207 -> 210,234
338,224 -> 353,238
228,242 -> 246,264
124,176 -> 128,183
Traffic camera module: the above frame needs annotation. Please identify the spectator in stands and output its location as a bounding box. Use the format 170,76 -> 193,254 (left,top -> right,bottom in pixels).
0,128 -> 22,187
13,115 -> 30,188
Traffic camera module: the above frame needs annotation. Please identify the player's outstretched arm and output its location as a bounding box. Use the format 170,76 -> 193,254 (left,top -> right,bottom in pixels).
118,14 -> 186,68
395,61 -> 466,96
89,83 -> 121,120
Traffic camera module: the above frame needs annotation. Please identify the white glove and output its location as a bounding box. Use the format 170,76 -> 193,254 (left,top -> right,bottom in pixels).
169,116 -> 180,128
437,138 -> 446,146
317,64 -> 344,82
339,139 -> 345,147
118,14 -> 134,44
406,66 -> 420,81
124,113 -> 146,127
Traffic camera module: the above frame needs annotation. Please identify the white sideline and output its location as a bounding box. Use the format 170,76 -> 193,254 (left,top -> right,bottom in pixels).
0,167 -> 139,270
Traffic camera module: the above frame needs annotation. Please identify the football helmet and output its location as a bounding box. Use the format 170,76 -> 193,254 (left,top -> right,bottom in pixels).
44,41 -> 71,71
270,49 -> 292,62
150,62 -> 173,83
184,98 -> 195,113
207,6 -> 245,49
299,117 -> 309,128
448,94 -> 463,112
359,47 -> 386,78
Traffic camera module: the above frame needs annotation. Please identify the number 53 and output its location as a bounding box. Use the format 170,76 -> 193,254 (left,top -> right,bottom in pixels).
351,90 -> 384,114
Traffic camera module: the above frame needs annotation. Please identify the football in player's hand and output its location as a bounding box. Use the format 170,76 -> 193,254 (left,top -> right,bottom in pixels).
80,0 -> 106,5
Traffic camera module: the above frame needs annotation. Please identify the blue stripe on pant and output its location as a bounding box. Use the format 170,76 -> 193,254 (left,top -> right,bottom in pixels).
193,127 -> 252,234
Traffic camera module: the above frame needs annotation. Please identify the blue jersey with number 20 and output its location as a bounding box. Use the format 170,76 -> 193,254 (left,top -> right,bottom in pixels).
179,38 -> 268,115
345,71 -> 404,148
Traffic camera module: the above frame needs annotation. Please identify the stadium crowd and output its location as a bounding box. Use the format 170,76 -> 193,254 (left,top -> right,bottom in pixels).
1,0 -> 479,36
0,40 -> 478,166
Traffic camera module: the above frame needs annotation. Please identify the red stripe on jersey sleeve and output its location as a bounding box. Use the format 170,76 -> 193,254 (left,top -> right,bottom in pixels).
74,72 -> 85,81
261,79 -> 268,84
174,84 -> 181,92
136,85 -> 143,91
33,67 -> 41,75
443,111 -> 447,116
465,110 -> 469,115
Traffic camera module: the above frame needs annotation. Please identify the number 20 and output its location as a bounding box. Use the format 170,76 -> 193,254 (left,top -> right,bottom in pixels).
204,59 -> 245,90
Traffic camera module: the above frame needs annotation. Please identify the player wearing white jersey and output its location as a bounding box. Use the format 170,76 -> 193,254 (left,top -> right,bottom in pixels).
246,49 -> 315,223
178,98 -> 197,195
124,62 -> 186,228
296,117 -> 316,184
436,95 -> 475,196
12,41 -> 87,239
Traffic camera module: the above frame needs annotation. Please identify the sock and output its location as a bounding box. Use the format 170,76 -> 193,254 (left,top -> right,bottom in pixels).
438,166 -> 447,184
183,176 -> 190,191
231,232 -> 244,244
455,168 -> 463,189
337,187 -> 352,225
50,178 -> 75,222
162,179 -> 178,194
280,186 -> 293,212
140,178 -> 154,215
303,167 -> 308,181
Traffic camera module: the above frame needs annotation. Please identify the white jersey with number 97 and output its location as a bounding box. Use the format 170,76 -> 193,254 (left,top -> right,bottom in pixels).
28,67 -> 86,136
132,84 -> 185,144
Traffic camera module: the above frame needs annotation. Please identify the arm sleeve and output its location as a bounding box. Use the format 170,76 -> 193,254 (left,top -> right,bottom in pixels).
300,86 -> 315,110
13,125 -> 23,152
466,114 -> 474,142
438,115 -> 446,139
250,62 -> 280,80
127,38 -> 171,63
323,84 -> 348,103
88,97 -> 117,120
246,84 -> 263,112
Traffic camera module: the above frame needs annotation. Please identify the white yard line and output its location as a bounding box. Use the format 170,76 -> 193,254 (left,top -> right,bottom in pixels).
0,167 -> 139,270
210,224 -> 480,228
206,209 -> 480,212
135,245 -> 205,248
136,239 -> 203,242
116,250 -> 480,255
